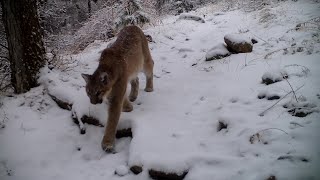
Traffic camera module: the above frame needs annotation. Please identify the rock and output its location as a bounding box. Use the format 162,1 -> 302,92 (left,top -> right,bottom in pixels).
258,91 -> 281,100
288,108 -> 311,117
224,34 -> 253,53
205,43 -> 231,61
251,38 -> 258,44
296,47 -> 304,52
262,77 -> 277,85
266,95 -> 280,100
130,165 -> 143,175
257,93 -> 266,99
217,121 -> 228,132
80,128 -> 86,134
149,169 -> 188,180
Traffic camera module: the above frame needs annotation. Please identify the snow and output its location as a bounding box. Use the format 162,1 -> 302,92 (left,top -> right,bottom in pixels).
115,165 -> 129,176
1,1 -> 320,180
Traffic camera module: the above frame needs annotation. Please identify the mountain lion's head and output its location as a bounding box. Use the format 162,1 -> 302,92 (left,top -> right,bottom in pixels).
81,72 -> 112,104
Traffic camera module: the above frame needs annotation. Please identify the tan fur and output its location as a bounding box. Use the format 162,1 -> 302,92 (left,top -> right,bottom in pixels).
82,25 -> 154,152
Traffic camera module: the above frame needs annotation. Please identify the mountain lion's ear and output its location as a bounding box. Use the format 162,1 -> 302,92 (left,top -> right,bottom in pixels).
81,74 -> 91,83
100,72 -> 108,83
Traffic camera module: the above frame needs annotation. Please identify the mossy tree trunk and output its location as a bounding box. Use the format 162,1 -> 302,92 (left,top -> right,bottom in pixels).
1,0 -> 46,93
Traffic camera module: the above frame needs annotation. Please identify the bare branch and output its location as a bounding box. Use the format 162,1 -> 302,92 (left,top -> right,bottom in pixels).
259,84 -> 304,116
280,72 -> 298,102
258,128 -> 289,135
0,73 -> 10,88
290,122 -> 304,127
248,32 -> 270,45
0,83 -> 12,92
264,48 -> 285,59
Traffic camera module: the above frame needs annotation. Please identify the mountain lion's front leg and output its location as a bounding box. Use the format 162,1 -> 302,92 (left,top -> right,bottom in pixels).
101,81 -> 127,152
122,96 -> 133,112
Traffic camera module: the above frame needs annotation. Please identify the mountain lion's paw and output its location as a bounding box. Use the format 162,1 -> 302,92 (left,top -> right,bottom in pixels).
101,138 -> 114,153
123,103 -> 133,112
144,87 -> 153,92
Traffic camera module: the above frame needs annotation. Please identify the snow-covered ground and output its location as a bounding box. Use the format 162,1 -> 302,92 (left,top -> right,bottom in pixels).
1,1 -> 320,180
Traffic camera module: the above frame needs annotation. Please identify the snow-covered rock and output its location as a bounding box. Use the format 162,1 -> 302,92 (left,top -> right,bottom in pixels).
115,165 -> 129,176
205,43 -> 231,61
261,69 -> 288,85
224,34 -> 253,53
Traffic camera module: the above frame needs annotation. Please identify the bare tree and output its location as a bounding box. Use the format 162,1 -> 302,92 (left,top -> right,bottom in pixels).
1,0 -> 46,93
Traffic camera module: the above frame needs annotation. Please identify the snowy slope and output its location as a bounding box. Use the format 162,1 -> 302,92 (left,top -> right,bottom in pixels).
1,1 -> 320,180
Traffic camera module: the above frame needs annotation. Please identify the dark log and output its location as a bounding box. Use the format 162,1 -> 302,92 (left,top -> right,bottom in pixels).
116,128 -> 132,138
49,94 -> 72,111
149,169 -> 188,180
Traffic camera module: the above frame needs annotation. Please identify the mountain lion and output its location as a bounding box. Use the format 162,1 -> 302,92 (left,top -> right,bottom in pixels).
81,25 -> 154,152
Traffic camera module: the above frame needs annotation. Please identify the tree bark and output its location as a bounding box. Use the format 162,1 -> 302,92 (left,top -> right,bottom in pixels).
1,0 -> 46,93
88,0 -> 91,17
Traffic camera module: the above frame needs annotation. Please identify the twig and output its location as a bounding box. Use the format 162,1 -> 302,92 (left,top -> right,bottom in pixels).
264,48 -> 285,59
290,122 -> 304,127
0,84 -> 12,92
240,63 -> 256,71
259,84 -> 304,116
258,128 -> 289,135
280,72 -> 298,102
248,32 -> 270,45
284,64 -> 310,77
250,127 -> 292,145
0,73 -> 11,91
284,64 -> 310,70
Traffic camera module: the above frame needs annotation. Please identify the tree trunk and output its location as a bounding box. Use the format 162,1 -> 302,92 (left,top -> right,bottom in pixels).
1,0 -> 46,93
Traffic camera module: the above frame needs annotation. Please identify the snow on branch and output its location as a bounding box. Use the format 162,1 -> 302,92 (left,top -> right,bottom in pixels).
178,14 -> 205,23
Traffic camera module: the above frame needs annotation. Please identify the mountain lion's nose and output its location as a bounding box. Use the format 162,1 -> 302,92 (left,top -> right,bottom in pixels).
91,99 -> 102,105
